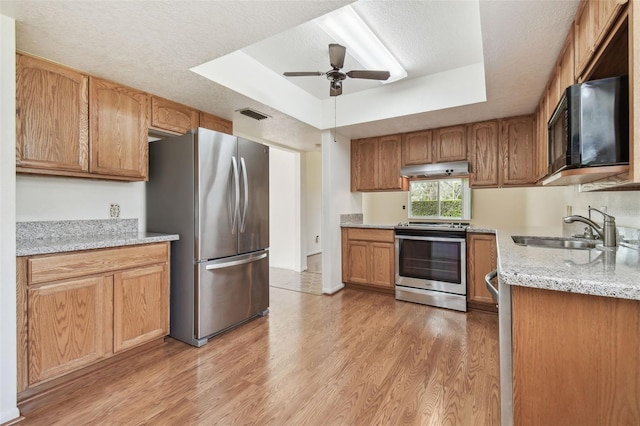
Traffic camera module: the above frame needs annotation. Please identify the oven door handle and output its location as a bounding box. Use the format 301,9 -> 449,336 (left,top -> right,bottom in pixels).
395,234 -> 466,243
484,269 -> 499,307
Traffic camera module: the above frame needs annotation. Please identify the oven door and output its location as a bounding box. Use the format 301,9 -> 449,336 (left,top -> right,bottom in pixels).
395,234 -> 466,295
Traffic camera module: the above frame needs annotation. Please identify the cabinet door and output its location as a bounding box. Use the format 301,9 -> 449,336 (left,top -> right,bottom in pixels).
377,134 -> 405,190
369,242 -> 395,288
500,116 -> 535,186
574,0 -> 598,78
89,77 -> 149,180
402,130 -> 433,165
28,275 -> 113,385
113,264 -> 169,353
535,96 -> 550,182
150,96 -> 198,134
513,286 -> 640,425
200,112 -> 233,135
351,137 -> 378,191
466,233 -> 497,311
469,120 -> 499,188
557,28 -> 575,96
345,241 -> 369,285
16,54 -> 89,172
434,125 -> 467,162
596,0 -> 628,47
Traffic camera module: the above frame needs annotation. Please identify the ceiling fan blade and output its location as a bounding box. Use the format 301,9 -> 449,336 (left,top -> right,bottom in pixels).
346,70 -> 391,80
283,71 -> 324,77
330,84 -> 342,97
329,43 -> 346,69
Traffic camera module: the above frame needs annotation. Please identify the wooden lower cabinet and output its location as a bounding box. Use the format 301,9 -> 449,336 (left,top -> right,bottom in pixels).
466,233 -> 498,312
27,275 -> 113,385
113,264 -> 169,353
512,285 -> 640,425
341,228 -> 395,293
17,243 -> 170,395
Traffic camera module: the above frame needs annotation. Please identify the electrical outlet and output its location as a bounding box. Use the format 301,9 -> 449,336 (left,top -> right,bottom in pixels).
109,203 -> 120,218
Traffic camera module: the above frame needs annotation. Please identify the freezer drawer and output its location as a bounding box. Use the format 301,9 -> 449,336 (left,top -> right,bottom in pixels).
195,250 -> 269,342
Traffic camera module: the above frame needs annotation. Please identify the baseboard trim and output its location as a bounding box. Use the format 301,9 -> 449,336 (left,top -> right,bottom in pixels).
323,282 -> 344,295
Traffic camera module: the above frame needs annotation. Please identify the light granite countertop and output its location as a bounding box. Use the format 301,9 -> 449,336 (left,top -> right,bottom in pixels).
340,223 -> 396,230
17,219 -> 179,256
339,219 -> 640,300
495,226 -> 640,301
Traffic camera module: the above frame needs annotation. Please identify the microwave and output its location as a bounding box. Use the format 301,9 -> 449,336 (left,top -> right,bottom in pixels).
548,75 -> 629,176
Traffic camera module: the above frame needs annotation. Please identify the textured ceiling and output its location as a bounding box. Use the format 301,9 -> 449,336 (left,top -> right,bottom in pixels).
1,0 -> 580,152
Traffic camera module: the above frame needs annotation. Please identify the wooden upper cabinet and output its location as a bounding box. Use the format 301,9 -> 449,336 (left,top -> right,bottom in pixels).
557,27 -> 576,98
351,135 -> 406,192
16,54 -> 89,173
351,137 -> 378,191
535,96 -> 550,182
574,0 -> 627,80
548,30 -> 574,116
150,96 -> 198,134
377,134 -> 404,190
200,112 -> 233,135
500,115 -> 536,186
468,120 -> 499,188
402,130 -> 433,166
574,0 -> 598,78
89,77 -> 149,180
434,125 -> 467,162
595,0 -> 628,47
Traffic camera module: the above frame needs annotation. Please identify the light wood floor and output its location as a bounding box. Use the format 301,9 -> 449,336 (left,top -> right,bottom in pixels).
20,288 -> 500,425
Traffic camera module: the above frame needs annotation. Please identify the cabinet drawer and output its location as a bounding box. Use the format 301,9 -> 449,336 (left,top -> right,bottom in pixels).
28,243 -> 169,285
346,228 -> 394,243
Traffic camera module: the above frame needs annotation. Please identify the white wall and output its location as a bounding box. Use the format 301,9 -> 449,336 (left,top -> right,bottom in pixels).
268,147 -> 302,271
562,185 -> 640,228
471,186 -> 566,232
361,183 -> 640,235
322,130 -> 362,294
303,151 -> 322,256
0,14 -> 20,424
363,191 -> 408,225
363,186 -> 567,233
16,175 -> 146,230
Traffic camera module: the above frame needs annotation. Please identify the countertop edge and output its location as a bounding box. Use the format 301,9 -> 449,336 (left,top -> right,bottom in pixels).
17,233 -> 180,257
340,223 -> 396,229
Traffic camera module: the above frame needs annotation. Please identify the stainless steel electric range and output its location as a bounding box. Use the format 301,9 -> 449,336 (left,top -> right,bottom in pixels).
394,222 -> 469,311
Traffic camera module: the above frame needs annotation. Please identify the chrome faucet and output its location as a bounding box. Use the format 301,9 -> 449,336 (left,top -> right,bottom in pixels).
563,207 -> 617,247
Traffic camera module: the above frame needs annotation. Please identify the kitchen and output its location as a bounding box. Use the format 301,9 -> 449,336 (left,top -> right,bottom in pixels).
2,0 -> 640,425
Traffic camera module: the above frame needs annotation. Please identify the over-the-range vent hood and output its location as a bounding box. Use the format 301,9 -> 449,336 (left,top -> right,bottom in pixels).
400,161 -> 469,179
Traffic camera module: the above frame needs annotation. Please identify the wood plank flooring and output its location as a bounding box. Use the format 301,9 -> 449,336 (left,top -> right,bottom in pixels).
20,288 -> 500,425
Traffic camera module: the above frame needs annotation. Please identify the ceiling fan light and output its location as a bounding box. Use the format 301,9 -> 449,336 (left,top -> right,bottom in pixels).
314,5 -> 407,84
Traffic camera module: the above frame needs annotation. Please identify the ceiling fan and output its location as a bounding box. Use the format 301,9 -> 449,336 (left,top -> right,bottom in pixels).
283,43 -> 390,96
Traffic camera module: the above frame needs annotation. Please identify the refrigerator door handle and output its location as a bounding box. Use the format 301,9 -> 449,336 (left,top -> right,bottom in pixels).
205,251 -> 268,270
231,156 -> 240,234
240,157 -> 249,233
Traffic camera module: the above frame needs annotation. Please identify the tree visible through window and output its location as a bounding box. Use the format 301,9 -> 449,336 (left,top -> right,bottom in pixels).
409,179 -> 469,219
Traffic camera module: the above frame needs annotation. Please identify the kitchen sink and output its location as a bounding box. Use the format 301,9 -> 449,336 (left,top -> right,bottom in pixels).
511,235 -> 598,250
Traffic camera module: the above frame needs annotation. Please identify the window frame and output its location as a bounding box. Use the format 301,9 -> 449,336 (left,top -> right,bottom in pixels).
407,178 -> 471,220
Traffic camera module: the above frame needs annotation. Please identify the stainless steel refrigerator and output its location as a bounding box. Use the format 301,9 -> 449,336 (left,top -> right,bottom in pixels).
146,128 -> 269,347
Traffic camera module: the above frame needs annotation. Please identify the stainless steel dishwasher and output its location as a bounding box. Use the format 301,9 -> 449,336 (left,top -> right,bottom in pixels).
486,269 -> 513,426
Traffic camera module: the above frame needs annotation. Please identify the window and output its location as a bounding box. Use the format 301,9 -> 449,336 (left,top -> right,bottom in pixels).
408,178 -> 471,220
